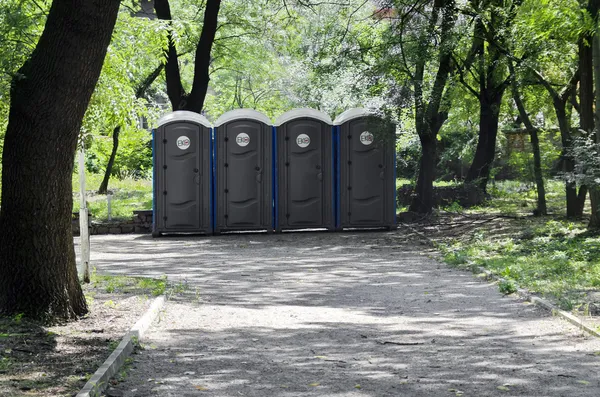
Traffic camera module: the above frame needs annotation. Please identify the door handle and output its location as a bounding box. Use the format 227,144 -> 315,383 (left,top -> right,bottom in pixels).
256,173 -> 262,183
317,172 -> 323,181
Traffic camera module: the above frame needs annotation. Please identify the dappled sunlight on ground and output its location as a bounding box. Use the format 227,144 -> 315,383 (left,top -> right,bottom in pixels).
76,230 -> 600,396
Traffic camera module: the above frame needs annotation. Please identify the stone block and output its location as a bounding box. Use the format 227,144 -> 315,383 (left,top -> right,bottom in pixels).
135,226 -> 151,233
121,225 -> 134,233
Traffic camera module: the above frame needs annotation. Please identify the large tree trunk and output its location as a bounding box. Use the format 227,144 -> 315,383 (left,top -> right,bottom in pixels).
409,135 -> 436,213
555,103 -> 582,218
466,91 -> 504,192
155,0 -> 221,113
579,34 -> 593,219
98,126 -> 120,195
0,0 -> 120,321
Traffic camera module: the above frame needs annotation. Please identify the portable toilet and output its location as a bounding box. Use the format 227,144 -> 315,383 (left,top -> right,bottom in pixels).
152,111 -> 213,236
334,108 -> 396,230
213,109 -> 273,233
274,108 -> 335,232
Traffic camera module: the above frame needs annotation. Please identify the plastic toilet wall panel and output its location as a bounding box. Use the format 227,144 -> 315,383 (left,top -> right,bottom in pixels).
339,117 -> 395,228
215,120 -> 272,232
154,121 -> 211,234
277,119 -> 334,230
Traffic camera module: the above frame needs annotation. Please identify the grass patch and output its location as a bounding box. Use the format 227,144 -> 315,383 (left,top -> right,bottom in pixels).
72,173 -> 152,221
440,218 -> 600,311
396,178 -> 462,189
91,272 -> 167,297
471,179 -> 567,216
72,172 -> 152,193
0,356 -> 13,371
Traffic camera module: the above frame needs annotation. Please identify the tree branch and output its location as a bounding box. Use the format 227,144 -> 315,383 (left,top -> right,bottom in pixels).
154,0 -> 186,109
135,63 -> 165,99
187,0 -> 222,112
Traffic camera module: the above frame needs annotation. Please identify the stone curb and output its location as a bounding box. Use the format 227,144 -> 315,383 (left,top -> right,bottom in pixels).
76,295 -> 166,397
476,267 -> 600,339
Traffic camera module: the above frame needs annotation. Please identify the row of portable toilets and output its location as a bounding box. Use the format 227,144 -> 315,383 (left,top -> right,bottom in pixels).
152,108 -> 396,236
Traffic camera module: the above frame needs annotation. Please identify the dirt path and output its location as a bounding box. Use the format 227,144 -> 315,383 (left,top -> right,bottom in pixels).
83,231 -> 600,397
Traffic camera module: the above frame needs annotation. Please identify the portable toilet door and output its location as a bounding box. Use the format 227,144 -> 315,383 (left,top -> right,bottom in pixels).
275,108 -> 335,232
153,111 -> 212,236
334,108 -> 396,230
214,109 -> 273,233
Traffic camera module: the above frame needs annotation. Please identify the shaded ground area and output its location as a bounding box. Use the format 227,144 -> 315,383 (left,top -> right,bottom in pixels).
0,278 -> 152,397
83,229 -> 600,397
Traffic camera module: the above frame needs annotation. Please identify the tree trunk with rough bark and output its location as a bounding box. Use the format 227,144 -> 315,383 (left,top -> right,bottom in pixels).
557,105 -> 581,218
462,0 -> 520,193
410,135 -> 437,214
0,0 -> 120,322
466,91 -> 505,192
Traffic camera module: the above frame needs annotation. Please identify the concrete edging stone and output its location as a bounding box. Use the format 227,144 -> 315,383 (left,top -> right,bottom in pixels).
76,295 -> 166,397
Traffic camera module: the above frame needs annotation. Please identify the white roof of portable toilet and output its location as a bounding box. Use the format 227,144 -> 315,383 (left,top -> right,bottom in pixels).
214,109 -> 272,127
156,111 -> 212,128
274,108 -> 332,126
333,108 -> 373,126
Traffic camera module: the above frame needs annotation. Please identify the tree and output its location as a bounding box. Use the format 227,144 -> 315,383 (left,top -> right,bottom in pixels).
97,62 -> 163,194
508,60 -> 547,215
505,0 -> 586,217
155,0 -> 222,112
587,0 -> 600,227
370,0 -> 458,214
408,1 -> 457,213
203,0 -> 296,118
458,0 -> 522,192
530,68 -> 581,216
0,0 -> 120,321
344,0 -> 460,214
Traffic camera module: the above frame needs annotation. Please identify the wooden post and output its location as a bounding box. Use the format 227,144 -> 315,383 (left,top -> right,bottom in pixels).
78,146 -> 90,283
107,193 -> 112,221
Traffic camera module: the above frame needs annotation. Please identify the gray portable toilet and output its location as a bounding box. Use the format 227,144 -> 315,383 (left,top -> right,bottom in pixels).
152,111 -> 212,236
214,109 -> 273,233
334,108 -> 396,230
275,108 -> 335,232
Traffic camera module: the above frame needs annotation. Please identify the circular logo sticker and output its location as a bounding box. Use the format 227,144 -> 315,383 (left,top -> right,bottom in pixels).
360,131 -> 374,146
176,136 -> 190,150
236,132 -> 250,147
296,133 -> 310,148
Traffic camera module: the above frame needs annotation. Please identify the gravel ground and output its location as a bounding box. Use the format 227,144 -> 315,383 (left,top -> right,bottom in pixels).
81,230 -> 600,397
